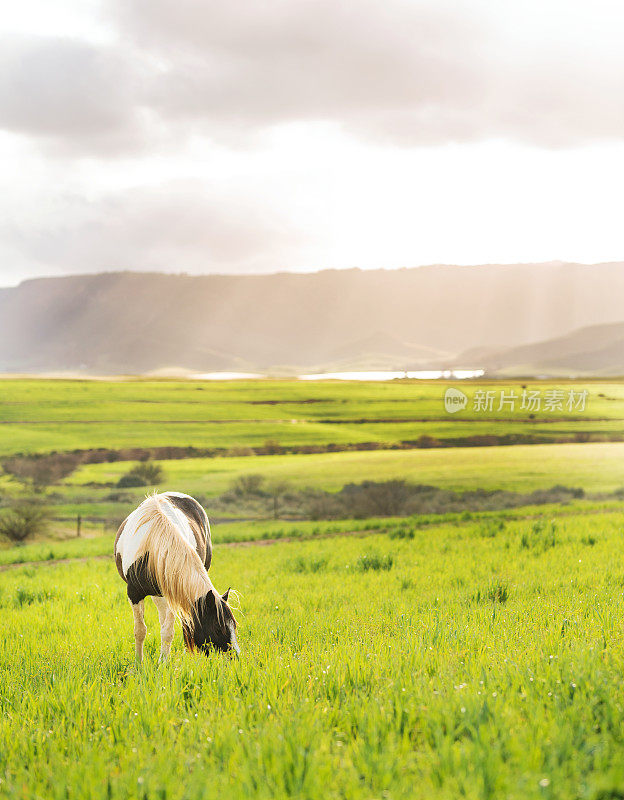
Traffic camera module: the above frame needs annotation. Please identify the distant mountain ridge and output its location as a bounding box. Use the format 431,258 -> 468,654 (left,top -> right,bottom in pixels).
471,321 -> 624,376
0,263 -> 622,374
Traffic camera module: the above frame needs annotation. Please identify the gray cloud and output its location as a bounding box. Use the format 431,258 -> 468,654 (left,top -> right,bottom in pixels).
2,181 -> 306,275
0,35 -> 148,154
1,1 -> 623,154
122,0 -> 488,143
115,0 -> 624,148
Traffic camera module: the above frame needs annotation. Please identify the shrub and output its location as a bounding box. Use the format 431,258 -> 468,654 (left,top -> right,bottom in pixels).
260,440 -> 283,455
2,453 -> 81,490
117,461 -> 163,488
308,494 -> 343,520
0,501 -> 50,543
336,480 -> 415,518
232,474 -> 265,496
106,491 -> 134,502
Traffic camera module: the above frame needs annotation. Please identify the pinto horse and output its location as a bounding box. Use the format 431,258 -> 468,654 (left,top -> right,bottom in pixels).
114,492 -> 239,661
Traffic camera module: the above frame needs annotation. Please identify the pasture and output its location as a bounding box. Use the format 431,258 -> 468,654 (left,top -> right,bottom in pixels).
0,378 -> 622,456
2,377 -> 624,798
0,377 -> 622,529
66,440 -> 624,495
39,440 -> 624,533
2,510 -> 624,799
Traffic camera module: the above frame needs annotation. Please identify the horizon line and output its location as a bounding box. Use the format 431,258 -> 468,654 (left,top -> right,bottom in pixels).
4,259 -> 623,291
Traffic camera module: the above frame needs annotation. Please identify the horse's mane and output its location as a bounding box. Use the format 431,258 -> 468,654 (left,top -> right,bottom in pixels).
134,492 -> 214,630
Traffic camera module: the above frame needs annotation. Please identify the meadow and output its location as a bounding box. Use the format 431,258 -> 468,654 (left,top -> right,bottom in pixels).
3,510 -> 624,799
2,377 -> 624,799
0,378 -> 622,456
39,440 -> 624,531
66,440 -> 624,496
1,377 -> 624,530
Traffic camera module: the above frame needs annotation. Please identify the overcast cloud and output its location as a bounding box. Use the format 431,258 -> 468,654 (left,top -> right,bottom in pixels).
4,0 -> 624,152
0,0 -> 623,282
2,181 -> 307,274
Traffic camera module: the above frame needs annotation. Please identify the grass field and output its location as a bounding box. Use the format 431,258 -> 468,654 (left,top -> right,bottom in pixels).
66,440 -> 624,495
0,377 -> 619,530
3,509 -> 624,799
2,378 -> 624,798
0,378 -> 622,455
39,440 -> 624,528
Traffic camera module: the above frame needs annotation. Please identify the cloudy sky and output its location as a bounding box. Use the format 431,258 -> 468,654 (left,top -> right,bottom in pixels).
1,0 -> 623,285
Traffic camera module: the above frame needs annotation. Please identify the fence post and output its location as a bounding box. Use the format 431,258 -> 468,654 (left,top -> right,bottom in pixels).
76,513 -> 81,538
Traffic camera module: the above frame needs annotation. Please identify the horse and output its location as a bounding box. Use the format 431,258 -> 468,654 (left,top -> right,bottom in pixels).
114,491 -> 239,662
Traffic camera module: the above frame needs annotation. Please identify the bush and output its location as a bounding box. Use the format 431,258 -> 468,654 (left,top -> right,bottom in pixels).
106,491 -> 134,502
260,440 -> 283,455
117,461 -> 163,488
117,473 -> 149,488
301,481 -> 590,520
232,474 -> 265,496
337,480 -> 414,518
308,494 -> 343,520
2,453 -> 81,489
0,502 -> 50,543
217,478 -> 595,522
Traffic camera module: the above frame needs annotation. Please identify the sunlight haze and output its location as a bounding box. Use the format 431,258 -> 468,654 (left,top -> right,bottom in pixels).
0,0 -> 623,283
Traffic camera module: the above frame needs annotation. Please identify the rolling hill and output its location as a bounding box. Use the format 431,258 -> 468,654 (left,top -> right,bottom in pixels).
0,262 -> 622,374
473,321 -> 624,376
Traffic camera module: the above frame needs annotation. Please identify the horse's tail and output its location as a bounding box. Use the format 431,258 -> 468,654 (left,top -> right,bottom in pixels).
134,493 -> 211,630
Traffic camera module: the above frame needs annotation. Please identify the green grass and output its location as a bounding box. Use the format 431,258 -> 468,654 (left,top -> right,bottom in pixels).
66,441 -> 624,495
0,534 -> 112,566
5,500 -> 624,567
3,510 -> 624,798
3,378 -> 623,530
3,376 -> 624,797
0,378 -> 622,455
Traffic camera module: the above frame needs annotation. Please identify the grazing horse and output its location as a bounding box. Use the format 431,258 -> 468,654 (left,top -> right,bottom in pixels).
114,491 -> 239,661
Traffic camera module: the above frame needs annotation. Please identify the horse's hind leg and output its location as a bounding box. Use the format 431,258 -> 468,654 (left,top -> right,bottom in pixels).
131,600 -> 147,663
152,596 -> 175,662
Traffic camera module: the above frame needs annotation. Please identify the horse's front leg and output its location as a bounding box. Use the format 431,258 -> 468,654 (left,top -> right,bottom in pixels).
131,599 -> 147,662
152,596 -> 175,662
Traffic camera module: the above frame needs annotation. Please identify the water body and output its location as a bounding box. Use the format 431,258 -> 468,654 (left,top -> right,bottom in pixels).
192,369 -> 485,381
298,369 -> 485,381
194,372 -> 265,380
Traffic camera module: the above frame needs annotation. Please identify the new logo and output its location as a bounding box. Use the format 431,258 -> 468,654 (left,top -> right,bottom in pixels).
444,387 -> 468,414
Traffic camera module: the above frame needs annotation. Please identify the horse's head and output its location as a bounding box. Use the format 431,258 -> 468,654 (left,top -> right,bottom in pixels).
188,588 -> 240,656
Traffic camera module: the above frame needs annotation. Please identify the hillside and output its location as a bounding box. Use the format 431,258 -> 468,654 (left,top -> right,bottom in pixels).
0,262 -> 622,374
473,321 -> 624,376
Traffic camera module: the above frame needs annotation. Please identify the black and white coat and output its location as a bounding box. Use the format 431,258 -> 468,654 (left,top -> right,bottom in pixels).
114,492 -> 238,661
